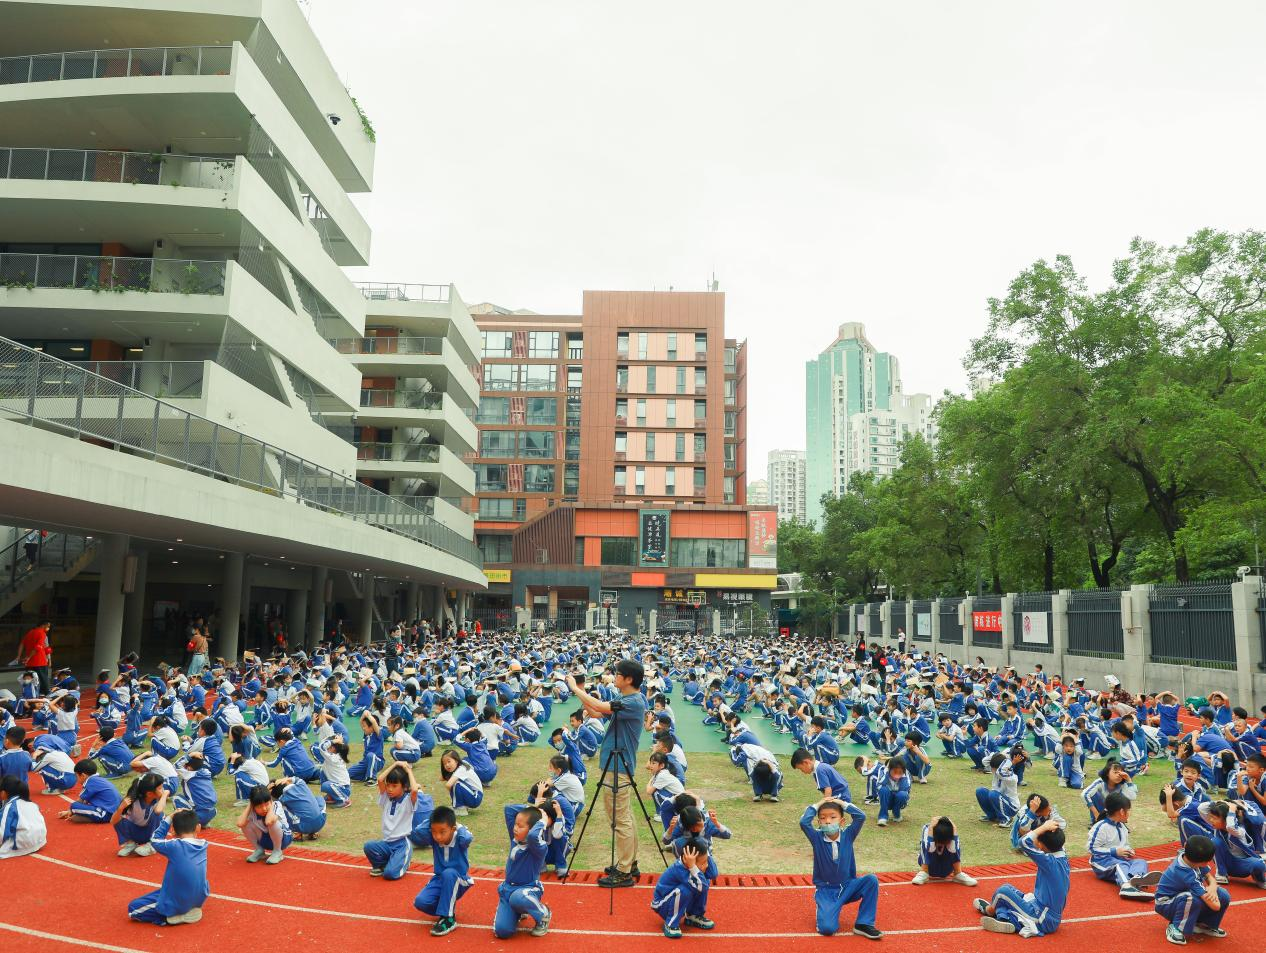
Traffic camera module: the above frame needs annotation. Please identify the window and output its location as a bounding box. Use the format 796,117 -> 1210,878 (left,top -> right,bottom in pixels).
696,333 -> 707,358
615,431 -> 627,453
676,366 -> 687,394
614,465 -> 627,488
665,466 -> 676,494
637,332 -> 648,359
669,538 -> 746,568
525,397 -> 556,425
616,366 -> 629,391
566,395 -> 581,426
564,463 -> 579,495
565,430 -> 580,460
724,411 -> 736,436
527,331 -> 558,358
724,442 -> 736,465
520,431 -> 555,458
475,464 -> 508,491
636,399 -> 647,426
695,367 -> 706,391
695,400 -> 706,423
481,331 -> 512,358
675,433 -> 686,461
725,346 -> 737,368
480,431 -> 516,458
694,433 -> 706,457
522,365 -> 557,391
574,537 -> 585,563
477,534 -> 513,563
724,476 -> 735,503
478,498 -> 525,520
724,379 -> 737,401
523,464 -> 555,492
634,466 -> 645,493
645,433 -> 656,460
483,364 -> 517,390
600,538 -> 637,566
477,396 -> 509,423
646,366 -> 657,393
567,366 -> 582,390
694,467 -> 706,489
617,332 -> 629,356
616,398 -> 628,421
667,333 -> 677,359
666,399 -> 676,427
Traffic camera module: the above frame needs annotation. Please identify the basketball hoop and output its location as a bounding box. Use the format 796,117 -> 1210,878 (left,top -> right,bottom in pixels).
687,590 -> 706,608
599,589 -> 619,608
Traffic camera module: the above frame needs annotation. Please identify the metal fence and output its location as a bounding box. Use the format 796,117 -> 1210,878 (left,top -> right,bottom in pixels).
0,337 -> 482,567
971,595 -> 1002,648
1148,583 -> 1237,669
355,282 -> 451,303
1012,591 -> 1054,654
68,361 -> 205,399
889,600 -> 907,639
1067,589 -> 1124,659
939,596 -> 964,644
0,252 -> 226,295
912,599 -> 932,642
0,147 -> 234,189
0,45 -> 233,84
330,336 -> 445,356
359,388 -> 443,410
355,441 -> 440,463
866,602 -> 881,637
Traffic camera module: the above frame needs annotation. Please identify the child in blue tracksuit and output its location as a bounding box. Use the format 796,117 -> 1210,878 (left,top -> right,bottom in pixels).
936,714 -> 968,758
1055,734 -> 1085,790
414,805 -> 475,937
1087,791 -> 1156,899
266,729 -> 322,783
912,815 -> 978,885
60,759 -> 121,823
273,776 -> 328,839
348,714 -> 386,783
364,761 -> 419,880
792,748 -> 853,802
806,717 -> 841,765
839,706 -> 873,747
31,745 -> 77,795
902,733 -> 932,783
800,798 -> 882,939
111,772 -> 171,857
126,808 -> 209,925
493,805 -> 552,938
976,752 -> 1021,827
172,754 -> 217,827
853,755 -> 884,804
975,819 -> 1069,936
236,783 -> 292,864
875,758 -> 911,826
1154,835 -> 1231,944
456,729 -> 498,785
652,838 -> 714,938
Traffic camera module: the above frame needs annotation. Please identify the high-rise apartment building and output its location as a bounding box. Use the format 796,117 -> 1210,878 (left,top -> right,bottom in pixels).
843,393 -> 936,479
805,323 -> 933,526
746,478 -> 769,505
767,449 -> 806,524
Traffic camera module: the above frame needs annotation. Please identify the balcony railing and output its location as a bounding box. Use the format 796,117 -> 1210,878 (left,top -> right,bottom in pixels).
355,282 -> 451,303
0,338 -> 482,566
0,147 -> 234,189
355,441 -> 440,463
358,388 -> 442,410
0,253 -> 226,295
330,336 -> 444,356
0,45 -> 233,85
67,361 -> 205,399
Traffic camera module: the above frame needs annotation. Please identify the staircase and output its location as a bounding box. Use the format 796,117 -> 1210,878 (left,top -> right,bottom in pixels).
0,532 -> 101,617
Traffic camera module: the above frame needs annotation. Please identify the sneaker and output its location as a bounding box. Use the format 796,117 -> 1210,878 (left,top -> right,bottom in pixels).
911,870 -> 930,885
604,862 -> 640,877
453,806 -> 469,816
530,909 -> 551,936
973,898 -> 990,915
430,917 -> 458,937
953,872 -> 978,886
1119,886 -> 1152,901
864,797 -> 879,805
232,799 -> 248,808
852,924 -> 883,940
917,777 -> 928,784
597,871 -> 636,888
876,818 -> 888,827
1193,925 -> 1226,938
133,842 -> 155,857
369,867 -> 385,877
117,841 -> 138,857
768,796 -> 780,803
981,917 -> 1017,934
246,847 -> 266,863
752,795 -> 763,802
1165,925 -> 1186,945
554,866 -> 569,879
1057,779 -> 1068,787
1131,871 -> 1163,889
165,907 -> 203,925
684,915 -> 715,930
663,924 -> 683,939
996,821 -> 1012,830
1215,874 -> 1228,885
979,815 -> 993,823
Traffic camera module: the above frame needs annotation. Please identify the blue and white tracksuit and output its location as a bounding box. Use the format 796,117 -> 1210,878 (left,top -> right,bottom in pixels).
127,838 -> 209,924
493,820 -> 550,937
800,802 -> 878,936
1154,854 -> 1230,936
413,826 -> 474,920
1088,817 -> 1149,888
989,832 -> 1070,936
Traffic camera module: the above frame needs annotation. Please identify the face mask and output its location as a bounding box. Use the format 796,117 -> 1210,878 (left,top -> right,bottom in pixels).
820,822 -> 841,836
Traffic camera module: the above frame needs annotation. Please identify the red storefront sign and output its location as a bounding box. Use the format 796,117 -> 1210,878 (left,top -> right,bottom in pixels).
972,611 -> 1003,632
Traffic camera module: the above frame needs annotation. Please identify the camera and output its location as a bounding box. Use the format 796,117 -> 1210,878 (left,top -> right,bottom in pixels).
607,697 -> 625,713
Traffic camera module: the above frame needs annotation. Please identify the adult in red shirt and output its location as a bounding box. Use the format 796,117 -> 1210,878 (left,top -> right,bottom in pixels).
18,620 -> 52,695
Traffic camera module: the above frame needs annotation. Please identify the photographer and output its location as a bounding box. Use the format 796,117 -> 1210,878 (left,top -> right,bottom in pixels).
567,659 -> 646,888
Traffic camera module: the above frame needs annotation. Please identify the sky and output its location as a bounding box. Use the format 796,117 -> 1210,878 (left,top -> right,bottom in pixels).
307,0 -> 1266,474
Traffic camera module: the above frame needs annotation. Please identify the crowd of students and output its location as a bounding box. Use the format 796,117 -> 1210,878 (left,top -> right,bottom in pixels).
0,624 -> 1263,944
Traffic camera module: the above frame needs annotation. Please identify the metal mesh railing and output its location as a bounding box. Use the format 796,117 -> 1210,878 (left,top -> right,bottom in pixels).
0,147 -> 234,189
0,45 -> 233,84
0,253 -> 226,294
355,282 -> 451,303
331,336 -> 445,356
1012,591 -> 1054,654
939,596 -> 964,644
69,361 -> 205,399
1067,589 -> 1124,659
1148,583 -> 1237,669
0,338 -> 482,567
359,388 -> 443,410
356,442 -> 441,463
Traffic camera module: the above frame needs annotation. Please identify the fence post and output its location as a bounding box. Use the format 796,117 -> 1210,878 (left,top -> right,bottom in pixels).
1231,577 -> 1262,707
929,598 -> 941,659
1125,584 -> 1152,695
881,599 -> 892,641
904,597 -> 914,650
1000,593 -> 1015,671
1052,589 -> 1070,680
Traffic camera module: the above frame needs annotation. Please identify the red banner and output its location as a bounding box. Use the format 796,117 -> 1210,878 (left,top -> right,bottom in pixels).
748,510 -> 777,568
972,611 -> 1003,632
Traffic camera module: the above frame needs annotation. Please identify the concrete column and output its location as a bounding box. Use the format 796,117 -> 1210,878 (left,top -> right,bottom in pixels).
929,598 -> 941,659
92,533 -> 130,675
648,609 -> 657,637
960,596 -> 975,661
1051,590 -> 1071,680
120,549 -> 148,658
711,609 -> 721,636
1000,593 -> 1015,670
1231,578 -> 1262,708
408,581 -> 421,621
307,567 -> 327,650
434,584 -> 447,623
881,600 -> 892,640
287,586 -> 308,652
219,553 -> 245,663
359,575 -> 376,644
1125,585 -> 1152,695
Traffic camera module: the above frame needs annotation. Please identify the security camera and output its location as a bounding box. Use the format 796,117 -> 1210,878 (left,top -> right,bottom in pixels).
327,113 -> 342,125
1237,566 -> 1253,579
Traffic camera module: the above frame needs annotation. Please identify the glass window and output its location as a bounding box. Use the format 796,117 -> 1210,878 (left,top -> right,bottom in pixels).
477,396 -> 509,423
724,476 -> 735,503
666,399 -> 676,425
615,431 -> 627,453
667,333 -> 677,359
696,333 -> 707,358
676,366 -> 686,394
616,331 -> 629,355
567,366 -> 582,390
478,498 -> 522,520
520,431 -> 555,458
646,366 -> 656,393
614,465 -> 626,487
669,538 -> 746,568
634,466 -> 645,492
675,433 -> 686,461
724,379 -> 737,400
477,534 -> 513,563
523,464 -> 555,492
724,411 -> 736,435
695,400 -> 706,422
724,442 -> 736,464
574,536 -> 585,563
564,463 -> 579,495
636,399 -> 647,425
566,395 -> 581,425
481,331 -> 512,358
565,430 -> 580,460
525,397 -> 556,425
616,399 -> 628,421
480,431 -> 516,457
600,538 -> 637,566
665,466 -> 676,493
694,433 -> 706,457
527,331 -> 558,358
725,346 -> 737,368
616,366 -> 628,391
522,365 -> 557,391
483,364 -> 517,390
695,367 -> 706,391
637,332 -> 648,359
694,467 -> 706,489
645,433 -> 656,460
475,464 -> 508,491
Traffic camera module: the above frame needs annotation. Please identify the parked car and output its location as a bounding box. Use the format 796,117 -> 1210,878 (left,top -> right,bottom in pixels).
657,619 -> 696,636
569,624 -> 628,638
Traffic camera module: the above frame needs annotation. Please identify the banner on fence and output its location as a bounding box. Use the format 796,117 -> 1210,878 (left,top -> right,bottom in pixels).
857,612 -> 868,635
916,612 -> 931,637
1020,611 -> 1049,645
972,611 -> 1003,632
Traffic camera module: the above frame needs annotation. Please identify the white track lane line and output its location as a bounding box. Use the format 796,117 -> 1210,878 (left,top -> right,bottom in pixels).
0,921 -> 154,953
29,852 -> 1266,939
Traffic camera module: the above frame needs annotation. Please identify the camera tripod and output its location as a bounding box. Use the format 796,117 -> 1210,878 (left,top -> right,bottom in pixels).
565,746 -> 668,913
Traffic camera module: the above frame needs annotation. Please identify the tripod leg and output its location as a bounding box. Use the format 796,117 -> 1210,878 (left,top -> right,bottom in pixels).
562,759 -> 612,881
619,751 -> 670,869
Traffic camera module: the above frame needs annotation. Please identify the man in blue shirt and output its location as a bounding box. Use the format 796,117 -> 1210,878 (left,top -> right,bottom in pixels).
568,659 -> 647,888
799,797 -> 882,939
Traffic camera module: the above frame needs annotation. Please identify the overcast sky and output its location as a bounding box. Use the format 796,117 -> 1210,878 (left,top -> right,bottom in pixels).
309,1 -> 1266,472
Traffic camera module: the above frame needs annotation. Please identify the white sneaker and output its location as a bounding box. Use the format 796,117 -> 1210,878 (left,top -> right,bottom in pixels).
133,842 -> 155,857
232,799 -> 248,807
166,907 -> 203,925
876,818 -> 888,827
117,841 -> 138,857
266,849 -> 285,865
917,777 -> 928,784
953,872 -> 978,886
453,806 -> 469,816
911,870 -> 930,885
246,847 -> 266,863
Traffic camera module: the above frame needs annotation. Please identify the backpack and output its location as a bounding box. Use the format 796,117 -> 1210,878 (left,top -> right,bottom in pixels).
0,798 -> 48,859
